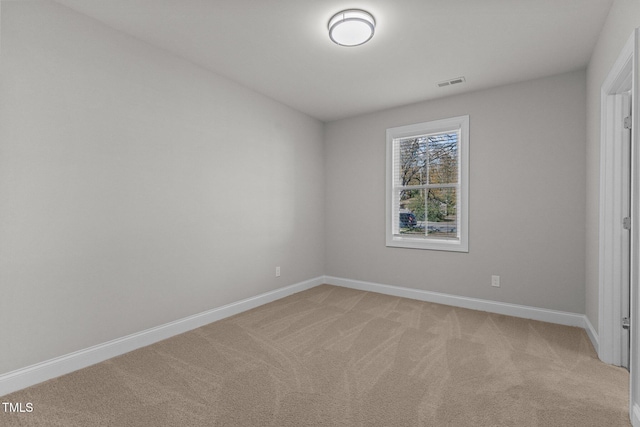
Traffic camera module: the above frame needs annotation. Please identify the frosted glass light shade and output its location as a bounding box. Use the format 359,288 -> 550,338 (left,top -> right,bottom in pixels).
328,9 -> 375,47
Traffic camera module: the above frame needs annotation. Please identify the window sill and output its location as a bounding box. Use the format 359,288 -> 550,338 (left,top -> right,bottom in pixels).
386,235 -> 468,252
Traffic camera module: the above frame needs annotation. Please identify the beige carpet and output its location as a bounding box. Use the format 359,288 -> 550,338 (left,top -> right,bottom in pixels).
1,284 -> 630,426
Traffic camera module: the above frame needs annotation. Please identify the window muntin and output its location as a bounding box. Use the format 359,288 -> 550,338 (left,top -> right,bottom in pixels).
386,116 -> 469,252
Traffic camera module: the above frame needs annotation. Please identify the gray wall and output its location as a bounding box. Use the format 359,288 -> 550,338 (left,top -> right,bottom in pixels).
325,70 -> 587,314
585,0 -> 640,336
0,1 -> 325,375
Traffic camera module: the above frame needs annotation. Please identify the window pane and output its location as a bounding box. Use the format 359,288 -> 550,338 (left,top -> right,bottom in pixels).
397,137 -> 428,186
397,189 -> 426,235
428,132 -> 458,184
425,188 -> 458,240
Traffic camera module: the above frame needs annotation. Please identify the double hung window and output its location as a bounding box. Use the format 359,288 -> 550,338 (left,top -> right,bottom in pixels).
386,115 -> 469,252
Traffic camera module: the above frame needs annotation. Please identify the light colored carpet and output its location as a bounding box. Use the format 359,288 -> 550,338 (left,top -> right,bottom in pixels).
1,284 -> 630,426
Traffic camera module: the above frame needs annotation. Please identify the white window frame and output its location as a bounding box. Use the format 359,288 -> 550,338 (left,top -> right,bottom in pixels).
386,115 -> 469,252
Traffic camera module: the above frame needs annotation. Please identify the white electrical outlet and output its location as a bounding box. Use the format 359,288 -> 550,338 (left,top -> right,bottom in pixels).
276,266 -> 281,277
491,275 -> 500,287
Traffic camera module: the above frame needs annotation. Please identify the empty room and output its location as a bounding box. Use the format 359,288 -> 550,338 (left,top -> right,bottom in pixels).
2,0 -> 640,426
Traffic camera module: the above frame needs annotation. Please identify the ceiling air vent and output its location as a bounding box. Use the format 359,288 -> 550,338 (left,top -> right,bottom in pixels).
437,76 -> 466,88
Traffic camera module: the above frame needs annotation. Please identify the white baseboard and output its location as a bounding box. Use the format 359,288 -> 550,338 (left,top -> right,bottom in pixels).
0,276 -> 324,397
582,315 -> 599,355
324,275 -> 594,332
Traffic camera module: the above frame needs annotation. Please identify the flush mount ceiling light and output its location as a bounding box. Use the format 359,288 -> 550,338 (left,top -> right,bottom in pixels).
328,9 -> 376,47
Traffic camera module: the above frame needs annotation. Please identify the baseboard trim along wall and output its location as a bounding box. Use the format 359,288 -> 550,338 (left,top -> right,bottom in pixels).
0,275 -> 599,397
583,314 -> 599,355
0,276 -> 324,397
323,276 -> 599,353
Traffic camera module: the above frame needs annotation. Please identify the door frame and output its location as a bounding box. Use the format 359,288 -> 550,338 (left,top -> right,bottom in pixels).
598,28 -> 640,425
599,29 -> 635,367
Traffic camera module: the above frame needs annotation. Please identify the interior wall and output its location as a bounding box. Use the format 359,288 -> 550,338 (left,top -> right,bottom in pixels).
0,1 -> 325,375
585,0 -> 640,339
325,70 -> 587,314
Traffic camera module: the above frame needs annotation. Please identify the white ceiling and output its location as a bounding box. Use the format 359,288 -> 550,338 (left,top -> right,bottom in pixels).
53,0 -> 614,122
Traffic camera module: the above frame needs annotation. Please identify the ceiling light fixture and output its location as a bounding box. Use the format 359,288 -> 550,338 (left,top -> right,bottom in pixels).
328,9 -> 376,47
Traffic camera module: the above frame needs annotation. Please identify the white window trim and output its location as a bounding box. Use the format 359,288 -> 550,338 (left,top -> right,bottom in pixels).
386,115 -> 469,252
